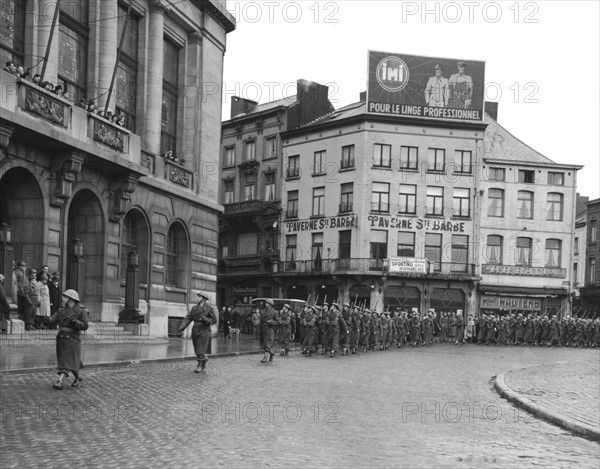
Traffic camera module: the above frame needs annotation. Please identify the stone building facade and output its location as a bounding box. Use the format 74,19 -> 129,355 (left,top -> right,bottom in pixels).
277,96 -> 485,315
217,80 -> 334,309
579,198 -> 600,315
0,0 -> 235,337
274,99 -> 581,317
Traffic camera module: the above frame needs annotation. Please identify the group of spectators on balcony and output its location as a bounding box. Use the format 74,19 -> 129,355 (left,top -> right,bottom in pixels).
5,60 -> 71,101
5,60 -> 127,128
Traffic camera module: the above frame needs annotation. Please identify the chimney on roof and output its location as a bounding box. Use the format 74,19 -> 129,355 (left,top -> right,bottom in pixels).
231,96 -> 258,118
576,193 -> 590,214
485,101 -> 499,121
290,79 -> 335,128
359,91 -> 366,101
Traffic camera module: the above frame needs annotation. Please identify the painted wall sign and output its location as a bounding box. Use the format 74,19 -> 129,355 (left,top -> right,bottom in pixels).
480,295 -> 541,311
368,215 -> 465,232
285,215 -> 357,233
482,264 -> 566,278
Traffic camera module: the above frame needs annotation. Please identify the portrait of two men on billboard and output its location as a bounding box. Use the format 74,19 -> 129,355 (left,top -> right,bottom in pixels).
424,61 -> 473,110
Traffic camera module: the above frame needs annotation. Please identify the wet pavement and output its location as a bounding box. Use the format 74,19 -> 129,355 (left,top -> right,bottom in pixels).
1,345 -> 599,468
0,335 -> 263,372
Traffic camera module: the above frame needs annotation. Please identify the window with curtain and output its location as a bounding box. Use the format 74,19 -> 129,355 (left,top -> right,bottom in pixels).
400,146 -> 418,170
488,188 -> 504,217
515,237 -> 532,267
546,193 -> 563,221
373,144 -> 391,168
486,235 -> 503,265
545,239 -> 561,268
427,148 -> 445,171
312,232 -> 323,271
517,191 -> 534,219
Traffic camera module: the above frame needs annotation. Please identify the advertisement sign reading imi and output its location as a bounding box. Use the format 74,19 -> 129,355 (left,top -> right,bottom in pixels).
367,51 -> 485,122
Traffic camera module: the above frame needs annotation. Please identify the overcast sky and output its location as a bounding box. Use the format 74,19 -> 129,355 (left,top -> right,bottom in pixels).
221,1 -> 599,200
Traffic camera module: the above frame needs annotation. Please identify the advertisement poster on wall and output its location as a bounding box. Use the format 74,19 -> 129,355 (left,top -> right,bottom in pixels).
367,50 -> 485,122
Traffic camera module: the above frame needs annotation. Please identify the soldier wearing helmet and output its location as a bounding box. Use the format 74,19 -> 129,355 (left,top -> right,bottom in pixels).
48,289 -> 88,390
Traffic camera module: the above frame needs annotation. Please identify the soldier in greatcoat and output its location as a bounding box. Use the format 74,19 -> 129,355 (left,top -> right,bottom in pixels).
179,292 -> 218,373
278,304 -> 292,356
48,289 -> 88,389
259,299 -> 279,362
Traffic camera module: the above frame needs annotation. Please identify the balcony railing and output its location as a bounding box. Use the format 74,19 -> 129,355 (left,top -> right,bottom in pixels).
4,72 -> 142,167
278,258 -> 476,276
223,200 -> 265,215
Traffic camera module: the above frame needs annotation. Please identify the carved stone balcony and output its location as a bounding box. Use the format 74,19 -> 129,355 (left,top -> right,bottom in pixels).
223,200 -> 266,217
88,113 -> 130,153
165,161 -> 193,189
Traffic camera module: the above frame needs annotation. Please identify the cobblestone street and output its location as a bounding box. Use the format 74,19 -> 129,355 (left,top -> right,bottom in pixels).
1,345 -> 599,468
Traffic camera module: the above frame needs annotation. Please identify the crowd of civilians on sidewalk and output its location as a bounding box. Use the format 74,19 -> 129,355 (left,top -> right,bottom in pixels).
0,260 -> 62,332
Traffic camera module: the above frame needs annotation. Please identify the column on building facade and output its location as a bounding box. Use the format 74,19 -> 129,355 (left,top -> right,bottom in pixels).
97,0 -> 118,111
184,33 -> 202,173
37,0 -> 59,80
143,1 -> 165,155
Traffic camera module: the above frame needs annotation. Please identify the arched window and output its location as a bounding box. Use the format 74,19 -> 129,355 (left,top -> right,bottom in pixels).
165,223 -> 187,287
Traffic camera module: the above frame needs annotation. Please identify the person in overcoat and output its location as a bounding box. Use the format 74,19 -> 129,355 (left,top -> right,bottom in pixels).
179,292 -> 218,373
48,289 -> 88,389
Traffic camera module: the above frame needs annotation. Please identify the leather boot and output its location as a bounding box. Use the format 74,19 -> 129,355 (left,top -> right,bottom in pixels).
194,362 -> 203,373
261,353 -> 269,363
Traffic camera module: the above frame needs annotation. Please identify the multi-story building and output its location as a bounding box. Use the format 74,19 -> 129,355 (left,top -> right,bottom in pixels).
580,198 -> 600,315
571,194 -> 589,311
275,99 -> 582,317
217,80 -> 334,308
277,93 -> 486,314
0,0 -> 235,337
477,105 -> 582,317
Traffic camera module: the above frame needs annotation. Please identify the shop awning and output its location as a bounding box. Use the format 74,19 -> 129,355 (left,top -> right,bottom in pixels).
478,285 -> 568,296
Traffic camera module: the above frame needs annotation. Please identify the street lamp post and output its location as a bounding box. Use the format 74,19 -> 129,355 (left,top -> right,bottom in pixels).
69,238 -> 85,296
0,223 -> 13,299
119,249 -> 142,324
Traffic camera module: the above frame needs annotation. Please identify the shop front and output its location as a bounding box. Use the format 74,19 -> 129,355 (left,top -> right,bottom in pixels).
478,286 -> 569,318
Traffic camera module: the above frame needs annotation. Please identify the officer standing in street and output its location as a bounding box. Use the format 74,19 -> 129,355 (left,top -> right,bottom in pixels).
260,299 -> 279,363
179,292 -> 218,373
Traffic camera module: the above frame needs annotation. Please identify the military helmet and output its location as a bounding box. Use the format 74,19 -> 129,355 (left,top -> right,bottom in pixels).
62,289 -> 80,302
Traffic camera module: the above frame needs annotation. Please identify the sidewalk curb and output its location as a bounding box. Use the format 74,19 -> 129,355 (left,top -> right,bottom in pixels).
0,349 -> 267,376
494,372 -> 600,442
